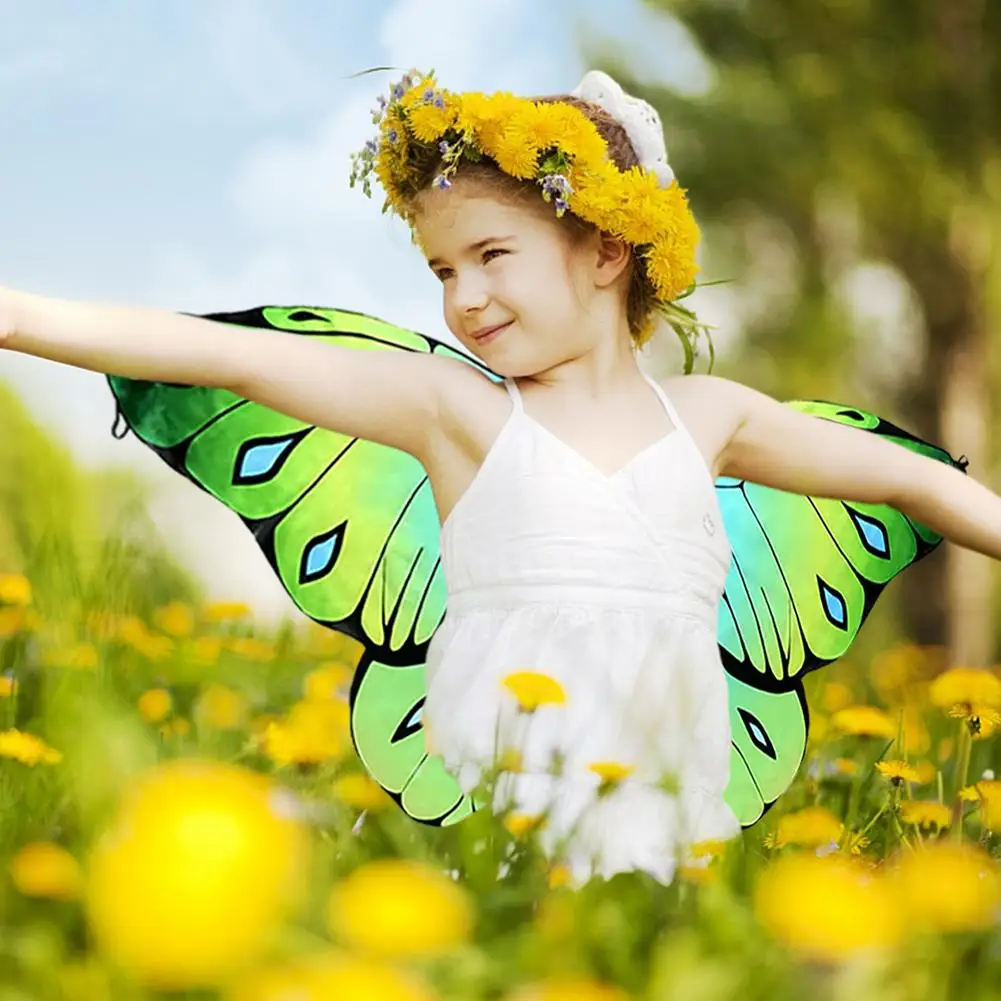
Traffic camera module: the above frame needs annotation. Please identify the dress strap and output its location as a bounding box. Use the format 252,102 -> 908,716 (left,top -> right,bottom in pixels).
643,374 -> 686,433
504,378 -> 524,411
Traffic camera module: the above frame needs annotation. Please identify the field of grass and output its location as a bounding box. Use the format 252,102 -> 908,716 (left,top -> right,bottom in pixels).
1,561 -> 1001,1001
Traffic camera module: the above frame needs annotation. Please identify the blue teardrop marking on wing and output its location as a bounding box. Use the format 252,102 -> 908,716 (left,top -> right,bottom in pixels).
737,707 -> 777,760
391,698 -> 424,743
817,577 -> 848,629
847,506 -> 891,558
299,521 -> 347,585
233,429 -> 310,486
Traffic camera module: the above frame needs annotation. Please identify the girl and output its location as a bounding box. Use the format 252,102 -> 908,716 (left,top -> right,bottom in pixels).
3,70 -> 1000,885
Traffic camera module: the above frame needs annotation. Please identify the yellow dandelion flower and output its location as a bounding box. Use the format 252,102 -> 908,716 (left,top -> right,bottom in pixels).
690,838 -> 731,859
263,700 -> 350,767
303,662 -> 353,702
961,779 -> 1001,829
328,859 -> 473,959
909,759 -> 938,784
505,813 -> 545,838
875,759 -> 925,785
201,601 -> 251,623
332,773 -> 392,812
772,806 -> 844,848
547,864 -> 572,890
407,101 -> 456,143
754,854 -> 902,962
10,842 -> 83,900
929,666 -> 1001,710
154,601 -> 195,638
830,705 -> 898,738
898,799 -> 951,830
821,682 -> 854,713
678,862 -> 719,886
502,671 -> 567,712
194,684 -> 247,731
85,761 -> 308,990
0,573 -> 32,606
137,688 -> 173,724
498,747 -> 524,773
462,91 -> 525,152
224,954 -> 438,1001
834,757 -> 859,777
226,637 -> 276,662
0,729 -> 61,765
544,102 -> 610,167
490,132 -> 540,179
190,635 -> 222,666
0,674 -> 15,698
503,103 -> 565,157
160,718 -> 191,740
948,702 -> 1001,738
0,607 -> 27,638
895,703 -> 931,755
587,761 -> 635,784
890,842 -> 1001,933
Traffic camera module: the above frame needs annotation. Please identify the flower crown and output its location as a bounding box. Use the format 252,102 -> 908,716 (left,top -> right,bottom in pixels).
349,69 -> 711,365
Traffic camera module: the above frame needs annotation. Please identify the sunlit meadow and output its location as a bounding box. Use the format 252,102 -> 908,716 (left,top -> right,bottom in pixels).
3,485 -> 1001,999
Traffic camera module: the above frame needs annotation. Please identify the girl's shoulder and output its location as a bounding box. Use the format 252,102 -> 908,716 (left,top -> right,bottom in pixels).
658,374 -> 746,478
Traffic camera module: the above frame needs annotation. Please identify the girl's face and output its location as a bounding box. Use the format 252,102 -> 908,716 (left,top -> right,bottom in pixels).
414,184 -> 620,376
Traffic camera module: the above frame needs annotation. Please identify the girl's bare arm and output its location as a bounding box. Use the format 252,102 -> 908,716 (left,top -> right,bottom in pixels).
700,374 -> 1001,562
1,288 -> 458,458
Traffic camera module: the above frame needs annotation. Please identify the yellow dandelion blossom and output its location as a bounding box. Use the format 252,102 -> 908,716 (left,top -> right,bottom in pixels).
504,103 -> 566,156
875,759 -> 925,785
194,684 -> 248,731
263,700 -> 351,767
0,607 -> 27,639
821,682 -> 854,713
10,842 -> 83,900
929,666 -> 1001,710
0,674 -> 15,697
754,854 -> 901,962
898,799 -> 951,830
587,761 -> 635,784
547,864 -> 572,890
961,779 -> 1001,829
328,859 -> 473,959
160,718 -> 191,740
464,91 -> 526,152
502,671 -> 567,712
497,747 -> 524,773
154,601 -> 195,638
190,635 -> 222,665
544,102 -> 610,166
890,842 -> 1001,933
830,705 -> 897,739
690,838 -> 731,859
43,642 -> 99,670
678,862 -> 719,886
505,813 -> 545,838
490,132 -> 540,179
201,601 -> 251,623
137,688 -> 173,724
948,702 -> 1001,738
303,662 -> 353,702
895,703 -> 931,755
0,573 -> 32,606
0,729 -> 61,766
407,101 -> 456,143
332,773 -> 392,812
772,806 -> 844,848
834,757 -> 859,777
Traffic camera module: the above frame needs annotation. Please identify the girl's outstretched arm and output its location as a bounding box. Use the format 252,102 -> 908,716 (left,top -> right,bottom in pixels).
704,374 -> 1001,562
1,288 -> 457,458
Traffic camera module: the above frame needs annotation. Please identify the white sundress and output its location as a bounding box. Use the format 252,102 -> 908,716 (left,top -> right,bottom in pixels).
423,373 -> 742,885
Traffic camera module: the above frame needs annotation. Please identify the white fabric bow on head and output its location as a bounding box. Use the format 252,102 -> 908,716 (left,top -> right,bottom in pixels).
570,70 -> 676,188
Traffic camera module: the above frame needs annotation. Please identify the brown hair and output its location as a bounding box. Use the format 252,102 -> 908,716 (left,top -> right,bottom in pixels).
406,94 -> 659,343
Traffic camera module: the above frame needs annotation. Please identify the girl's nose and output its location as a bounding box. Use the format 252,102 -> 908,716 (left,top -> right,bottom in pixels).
452,271 -> 490,313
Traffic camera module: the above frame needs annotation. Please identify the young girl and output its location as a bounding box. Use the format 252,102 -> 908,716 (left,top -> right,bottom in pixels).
3,69 -> 1000,885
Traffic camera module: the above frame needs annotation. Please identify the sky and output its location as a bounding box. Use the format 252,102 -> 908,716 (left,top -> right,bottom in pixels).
0,0 -> 713,620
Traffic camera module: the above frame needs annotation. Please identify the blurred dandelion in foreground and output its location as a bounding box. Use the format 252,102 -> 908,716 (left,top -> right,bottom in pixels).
898,800 -> 951,831
10,842 -> 83,900
505,976 -> 632,1001
84,760 -> 308,990
754,854 -> 902,963
327,858 -> 474,959
0,729 -> 62,765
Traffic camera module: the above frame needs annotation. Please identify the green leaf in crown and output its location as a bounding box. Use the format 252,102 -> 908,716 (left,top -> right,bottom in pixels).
107,306 -> 965,830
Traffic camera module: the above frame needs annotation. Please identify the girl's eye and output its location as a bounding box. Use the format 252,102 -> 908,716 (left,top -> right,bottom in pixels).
483,248 -> 507,264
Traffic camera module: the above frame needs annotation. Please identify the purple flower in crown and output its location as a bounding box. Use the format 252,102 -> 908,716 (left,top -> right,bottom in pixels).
365,139 -> 378,155
387,128 -> 399,144
433,174 -> 453,190
439,140 -> 451,155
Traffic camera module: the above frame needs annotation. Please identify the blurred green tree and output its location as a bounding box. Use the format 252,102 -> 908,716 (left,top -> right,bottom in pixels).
601,0 -> 1001,663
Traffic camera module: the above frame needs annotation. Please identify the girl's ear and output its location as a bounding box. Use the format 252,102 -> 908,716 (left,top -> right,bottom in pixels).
592,232 -> 632,289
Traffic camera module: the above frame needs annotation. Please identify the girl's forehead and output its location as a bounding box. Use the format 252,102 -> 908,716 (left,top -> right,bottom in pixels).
415,193 -> 538,247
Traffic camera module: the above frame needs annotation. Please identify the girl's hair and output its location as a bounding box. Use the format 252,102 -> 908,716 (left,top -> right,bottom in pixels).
407,95 -> 658,343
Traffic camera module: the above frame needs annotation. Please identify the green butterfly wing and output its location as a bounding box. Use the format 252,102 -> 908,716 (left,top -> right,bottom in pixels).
719,401 -> 966,825
108,305 -> 488,826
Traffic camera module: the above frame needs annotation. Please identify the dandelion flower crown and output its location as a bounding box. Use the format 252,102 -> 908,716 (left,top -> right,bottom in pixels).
349,68 -> 712,368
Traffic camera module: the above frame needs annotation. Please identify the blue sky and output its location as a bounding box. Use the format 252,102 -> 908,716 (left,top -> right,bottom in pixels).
0,0 -> 711,617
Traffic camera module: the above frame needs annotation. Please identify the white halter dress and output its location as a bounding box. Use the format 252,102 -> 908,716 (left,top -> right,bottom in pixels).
424,374 -> 741,884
